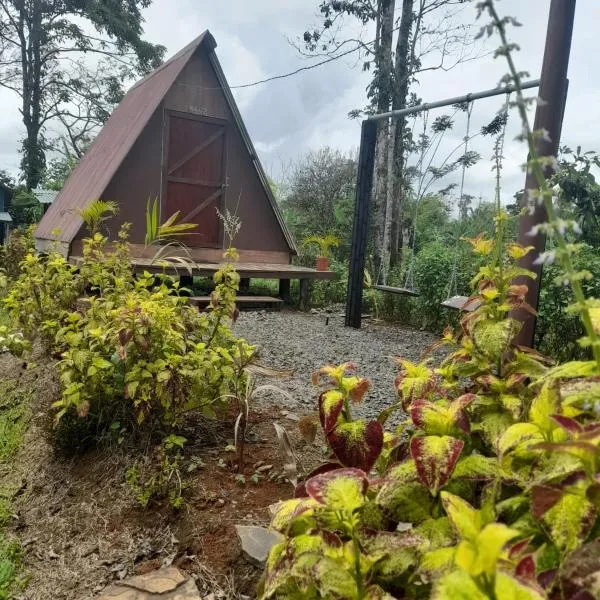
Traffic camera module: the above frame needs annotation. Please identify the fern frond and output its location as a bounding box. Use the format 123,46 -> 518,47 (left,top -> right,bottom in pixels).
79,200 -> 118,234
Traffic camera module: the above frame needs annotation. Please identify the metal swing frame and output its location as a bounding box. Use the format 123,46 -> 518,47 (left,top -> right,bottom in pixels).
346,79 -> 541,329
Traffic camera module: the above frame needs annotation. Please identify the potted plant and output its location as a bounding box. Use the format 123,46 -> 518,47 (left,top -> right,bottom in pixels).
302,234 -> 340,272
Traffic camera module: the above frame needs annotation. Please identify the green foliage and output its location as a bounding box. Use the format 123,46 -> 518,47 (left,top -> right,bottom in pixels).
537,245 -> 600,361
303,234 -> 341,259
3,222 -> 254,449
4,252 -> 82,348
262,209 -> 600,599
144,197 -> 198,246
0,382 -> 30,463
279,148 -> 356,259
79,199 -> 119,235
8,190 -> 42,226
0,535 -> 24,600
126,435 -> 188,509
0,383 -> 29,598
554,146 -> 600,247
43,155 -> 78,191
0,227 -> 36,281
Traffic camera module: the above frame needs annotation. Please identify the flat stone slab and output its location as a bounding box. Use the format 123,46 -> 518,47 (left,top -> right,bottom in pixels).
97,567 -> 201,599
235,525 -> 283,567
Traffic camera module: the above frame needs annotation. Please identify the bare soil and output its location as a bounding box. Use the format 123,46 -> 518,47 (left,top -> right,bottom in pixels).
1,310 -> 436,600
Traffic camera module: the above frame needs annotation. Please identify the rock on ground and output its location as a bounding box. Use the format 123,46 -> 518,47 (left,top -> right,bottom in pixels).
235,525 -> 283,568
233,310 -> 439,419
97,567 -> 201,599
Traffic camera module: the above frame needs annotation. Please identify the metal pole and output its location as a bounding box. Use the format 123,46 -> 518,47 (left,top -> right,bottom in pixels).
346,120 -> 377,328
512,0 -> 576,348
369,80 -> 540,122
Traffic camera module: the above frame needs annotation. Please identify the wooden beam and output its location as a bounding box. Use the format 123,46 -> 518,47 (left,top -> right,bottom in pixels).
512,0 -> 576,347
167,176 -> 224,188
346,120 -> 377,329
167,128 -> 224,175
180,188 -> 223,223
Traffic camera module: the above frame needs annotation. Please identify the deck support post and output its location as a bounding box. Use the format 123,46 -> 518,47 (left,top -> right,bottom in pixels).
239,278 -> 250,293
279,279 -> 291,303
299,279 -> 311,311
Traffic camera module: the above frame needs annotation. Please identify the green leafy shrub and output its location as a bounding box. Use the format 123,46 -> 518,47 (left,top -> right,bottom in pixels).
260,214 -> 600,599
126,434 -> 188,508
4,219 -> 254,448
0,227 -> 35,281
536,245 -> 600,361
413,242 -> 457,330
4,252 -> 82,349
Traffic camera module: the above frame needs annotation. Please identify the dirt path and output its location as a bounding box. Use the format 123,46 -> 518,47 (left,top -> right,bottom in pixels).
234,309 -> 439,418
3,311 -> 439,600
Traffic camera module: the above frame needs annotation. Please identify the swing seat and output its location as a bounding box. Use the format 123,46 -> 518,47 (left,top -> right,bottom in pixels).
441,295 -> 482,312
374,285 -> 420,297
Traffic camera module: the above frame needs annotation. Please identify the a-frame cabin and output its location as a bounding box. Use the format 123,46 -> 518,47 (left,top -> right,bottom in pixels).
35,31 -> 298,265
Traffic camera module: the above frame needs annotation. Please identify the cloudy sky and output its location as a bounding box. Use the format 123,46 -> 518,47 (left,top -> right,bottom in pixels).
1,0 -> 598,204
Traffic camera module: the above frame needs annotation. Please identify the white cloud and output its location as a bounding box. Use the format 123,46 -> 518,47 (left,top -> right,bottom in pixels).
1,0 -> 599,197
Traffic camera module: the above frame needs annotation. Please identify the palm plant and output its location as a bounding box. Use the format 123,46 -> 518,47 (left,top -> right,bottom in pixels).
78,200 -> 118,234
302,233 -> 340,258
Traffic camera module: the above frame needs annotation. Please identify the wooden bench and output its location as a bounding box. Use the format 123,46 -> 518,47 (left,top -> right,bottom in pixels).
189,295 -> 284,310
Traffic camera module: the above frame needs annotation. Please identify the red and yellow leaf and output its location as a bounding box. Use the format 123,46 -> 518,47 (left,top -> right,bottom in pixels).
411,436 -> 464,495
327,420 -> 384,472
305,467 -> 368,512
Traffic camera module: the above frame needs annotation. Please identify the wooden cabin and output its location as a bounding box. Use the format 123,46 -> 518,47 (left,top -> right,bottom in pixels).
35,31 -> 299,265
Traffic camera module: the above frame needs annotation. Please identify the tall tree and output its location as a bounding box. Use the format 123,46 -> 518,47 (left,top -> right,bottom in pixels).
0,0 -> 165,190
302,0 -> 473,280
280,147 -> 357,258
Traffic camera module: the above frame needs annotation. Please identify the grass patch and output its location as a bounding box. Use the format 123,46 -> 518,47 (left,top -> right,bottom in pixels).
0,383 -> 30,462
0,380 -> 30,598
0,535 -> 24,600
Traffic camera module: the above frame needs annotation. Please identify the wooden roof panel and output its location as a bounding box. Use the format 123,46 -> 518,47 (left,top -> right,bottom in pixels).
35,32 -> 213,242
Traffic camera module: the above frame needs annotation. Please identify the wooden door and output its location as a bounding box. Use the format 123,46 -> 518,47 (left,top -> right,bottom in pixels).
164,113 -> 227,247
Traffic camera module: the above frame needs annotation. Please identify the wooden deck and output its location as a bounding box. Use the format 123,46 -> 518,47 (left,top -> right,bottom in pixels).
189,295 -> 283,309
69,256 -> 338,281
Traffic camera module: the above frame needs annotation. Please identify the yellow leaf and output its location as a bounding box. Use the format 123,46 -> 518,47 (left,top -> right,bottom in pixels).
590,307 -> 600,335
476,524 -> 519,576
441,492 -> 481,541
507,243 -> 535,260
464,234 -> 495,256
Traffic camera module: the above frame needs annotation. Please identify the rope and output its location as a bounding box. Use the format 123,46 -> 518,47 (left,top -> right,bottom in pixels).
446,102 -> 474,299
402,111 -> 430,290
376,112 -> 420,287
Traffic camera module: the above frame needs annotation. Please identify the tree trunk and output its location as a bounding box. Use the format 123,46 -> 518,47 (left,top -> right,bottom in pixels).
390,0 -> 415,268
371,0 -> 396,279
19,0 -> 45,190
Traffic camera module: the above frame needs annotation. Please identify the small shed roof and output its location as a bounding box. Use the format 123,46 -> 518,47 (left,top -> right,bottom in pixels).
36,31 -> 296,254
34,188 -> 59,205
0,212 -> 12,223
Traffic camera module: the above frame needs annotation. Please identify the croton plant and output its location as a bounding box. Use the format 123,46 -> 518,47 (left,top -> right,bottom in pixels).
259,217 -> 600,600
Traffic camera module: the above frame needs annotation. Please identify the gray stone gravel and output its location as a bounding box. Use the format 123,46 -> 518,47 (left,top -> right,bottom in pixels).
233,309 -> 439,420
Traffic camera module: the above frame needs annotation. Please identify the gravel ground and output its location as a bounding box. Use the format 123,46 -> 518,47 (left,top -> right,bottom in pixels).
233,308 -> 440,419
